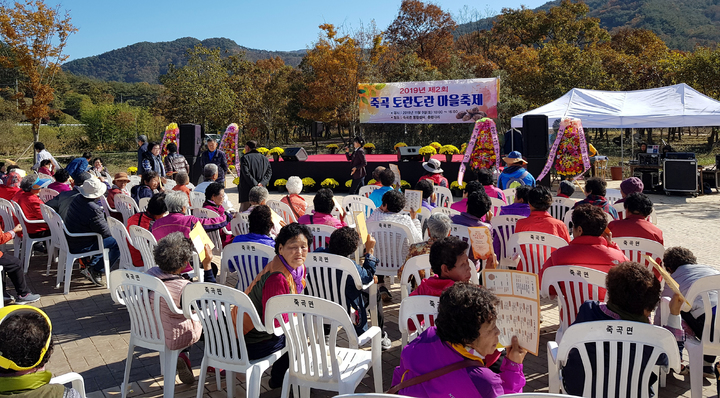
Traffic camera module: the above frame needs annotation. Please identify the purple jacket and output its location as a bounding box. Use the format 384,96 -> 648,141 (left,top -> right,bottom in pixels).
151,212 -> 228,241
392,327 -> 525,397
499,202 -> 531,217
451,212 -> 501,261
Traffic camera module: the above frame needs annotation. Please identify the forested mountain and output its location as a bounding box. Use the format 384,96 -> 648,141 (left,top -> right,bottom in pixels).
456,0 -> 720,51
62,37 -> 305,83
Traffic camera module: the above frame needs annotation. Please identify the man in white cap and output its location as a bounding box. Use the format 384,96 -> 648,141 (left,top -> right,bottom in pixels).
497,151 -> 536,190
64,177 -> 120,286
419,158 -> 449,188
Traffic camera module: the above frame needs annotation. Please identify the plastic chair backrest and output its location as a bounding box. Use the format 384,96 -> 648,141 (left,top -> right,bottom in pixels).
231,213 -> 250,236
222,242 -> 275,292
685,275 -> 720,349
306,205 -> 343,221
109,270 -> 176,349
541,265 -> 607,341
400,254 -> 431,300
399,295 -> 439,346
307,223 -> 336,252
554,320 -> 680,398
304,252 -> 364,315
550,197 -> 576,221
40,205 -> 68,252
612,203 -> 658,224
612,237 -> 665,277
605,188 -> 622,204
368,220 -> 413,277
430,206 -> 460,217
49,372 -> 87,398
128,225 -> 157,271
12,202 -> 34,234
190,191 -> 205,209
97,195 -> 112,219
264,295 -> 359,384
114,194 -> 139,225
490,197 -> 505,216
193,207 -> 223,255
342,195 -> 376,220
181,283 -> 263,368
108,217 -> 134,270
503,188 -> 517,205
163,179 -> 176,190
39,188 -> 59,203
448,223 -> 472,256
267,199 -> 297,225
433,186 -> 453,208
508,232 -> 568,277
358,185 -> 380,198
0,199 -> 16,232
138,197 -> 150,212
490,214 -> 526,265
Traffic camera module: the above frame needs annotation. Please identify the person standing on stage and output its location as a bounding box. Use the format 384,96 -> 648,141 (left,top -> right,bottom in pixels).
238,140 -> 272,212
345,136 -> 367,195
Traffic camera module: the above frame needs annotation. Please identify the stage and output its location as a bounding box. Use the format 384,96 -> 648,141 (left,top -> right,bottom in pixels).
268,154 -> 464,190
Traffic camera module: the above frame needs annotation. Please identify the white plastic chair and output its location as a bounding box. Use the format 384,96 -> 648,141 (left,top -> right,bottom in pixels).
400,254 -> 431,301
448,223 -> 472,257
342,195 -> 376,220
490,197 -> 505,216
547,320 -> 680,396
305,252 -> 378,328
264,294 -> 383,396
138,197 -> 150,212
399,295 -> 439,347
430,206 -> 460,217
230,213 -> 250,236
39,188 -> 59,203
267,199 -> 298,225
41,204 -> 110,295
605,188 -> 623,204
12,202 -> 52,274
192,207 -> 224,257
181,283 -> 286,398
684,275 -> 720,398
128,225 -> 157,271
307,223 -> 336,252
108,217 -> 135,270
550,197 -> 576,221
541,265 -> 608,342
503,187 -> 516,205
368,221 -> 414,284
433,186 -> 453,208
219,242 -> 275,289
163,179 -> 176,190
0,199 -> 20,257
490,214 -> 526,268
97,195 -> 113,220
114,194 -> 139,225
358,185 -> 380,198
190,191 -> 205,209
306,205 -> 344,221
507,232 -> 568,277
612,203 -> 658,224
49,372 -> 87,398
612,237 -> 665,277
109,270 -> 188,398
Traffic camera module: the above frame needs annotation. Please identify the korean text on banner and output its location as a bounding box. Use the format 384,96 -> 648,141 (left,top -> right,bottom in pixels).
358,78 -> 499,124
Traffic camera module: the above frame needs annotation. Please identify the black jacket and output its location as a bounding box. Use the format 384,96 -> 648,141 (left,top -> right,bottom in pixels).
46,188 -> 83,221
65,194 -> 112,252
137,143 -> 148,172
346,148 -> 367,179
200,149 -> 229,184
238,150 -> 272,202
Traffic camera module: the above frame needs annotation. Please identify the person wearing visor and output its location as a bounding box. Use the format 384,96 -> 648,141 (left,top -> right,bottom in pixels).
0,305 -> 82,397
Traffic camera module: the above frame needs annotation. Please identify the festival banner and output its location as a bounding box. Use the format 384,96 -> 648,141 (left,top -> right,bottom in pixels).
358,78 -> 499,124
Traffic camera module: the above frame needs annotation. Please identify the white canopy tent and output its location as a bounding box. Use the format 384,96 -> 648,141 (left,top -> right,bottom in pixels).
511,83 -> 720,129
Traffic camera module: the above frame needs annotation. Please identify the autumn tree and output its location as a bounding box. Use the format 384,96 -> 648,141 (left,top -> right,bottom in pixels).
0,0 -> 76,143
246,57 -> 298,144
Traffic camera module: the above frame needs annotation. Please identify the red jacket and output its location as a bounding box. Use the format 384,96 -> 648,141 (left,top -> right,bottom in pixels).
0,186 -> 20,201
12,191 -> 49,235
608,214 -> 664,245
0,230 -> 15,259
515,211 -> 571,243
126,212 -> 156,268
410,275 -> 456,297
419,173 -> 449,188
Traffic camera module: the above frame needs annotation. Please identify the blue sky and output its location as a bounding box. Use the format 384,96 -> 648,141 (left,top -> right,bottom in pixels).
58,0 -> 549,61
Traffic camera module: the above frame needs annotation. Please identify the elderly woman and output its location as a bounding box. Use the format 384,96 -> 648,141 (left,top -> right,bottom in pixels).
142,142 -> 166,177
232,205 -> 275,247
172,171 -> 192,200
37,159 -> 54,178
12,175 -> 50,238
280,176 -> 307,217
243,186 -> 283,238
233,223 -> 313,389
106,172 -> 131,211
297,188 -> 346,228
131,171 -> 162,205
47,169 -> 72,193
90,157 -> 112,186
392,282 -> 526,396
0,171 -> 21,201
398,212 -> 452,279
146,232 -> 214,385
202,182 -> 233,246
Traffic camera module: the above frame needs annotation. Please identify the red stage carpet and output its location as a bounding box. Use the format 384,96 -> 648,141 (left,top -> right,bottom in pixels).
269,154 -> 465,162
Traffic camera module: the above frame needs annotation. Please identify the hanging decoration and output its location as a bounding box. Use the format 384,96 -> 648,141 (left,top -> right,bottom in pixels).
159,123 -> 179,159
219,123 -> 240,170
458,118 -> 501,184
537,117 -> 591,181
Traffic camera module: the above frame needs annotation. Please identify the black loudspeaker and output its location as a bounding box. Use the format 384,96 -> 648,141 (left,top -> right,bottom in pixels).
716,154 -> 720,169
312,121 -> 324,137
525,158 -> 550,187
634,170 -> 660,190
281,147 -> 308,162
665,152 -> 695,160
663,159 -> 698,193
638,153 -> 660,166
522,115 -> 549,158
398,146 -> 423,162
179,124 -> 203,158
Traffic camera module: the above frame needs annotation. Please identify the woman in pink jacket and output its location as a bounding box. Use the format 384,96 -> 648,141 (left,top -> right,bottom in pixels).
392,282 -> 527,397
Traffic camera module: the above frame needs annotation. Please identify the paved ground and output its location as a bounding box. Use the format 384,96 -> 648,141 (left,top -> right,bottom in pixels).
8,178 -> 720,397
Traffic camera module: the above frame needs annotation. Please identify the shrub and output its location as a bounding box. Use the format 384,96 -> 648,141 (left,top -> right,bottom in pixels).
257,147 -> 269,155
419,146 -> 437,155
429,142 -> 442,150
363,143 -> 376,149
321,178 -> 339,188
440,145 -> 460,155
394,142 -> 407,151
302,177 -> 316,187
326,144 -> 339,149
274,178 -> 288,187
268,147 -> 284,155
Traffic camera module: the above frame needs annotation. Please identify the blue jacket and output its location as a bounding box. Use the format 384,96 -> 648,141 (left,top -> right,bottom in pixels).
369,186 -> 393,208
65,157 -> 89,180
497,166 -> 536,190
131,184 -> 153,205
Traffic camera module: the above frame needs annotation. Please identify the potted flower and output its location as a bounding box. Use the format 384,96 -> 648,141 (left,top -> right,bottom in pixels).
440,145 -> 460,163
400,180 -> 411,191
460,143 -> 468,154
419,145 -> 437,162
429,142 -> 442,151
326,143 -> 339,154
228,164 -> 236,173
320,178 -> 339,192
127,166 -> 138,175
268,147 -> 284,161
394,142 -> 407,161
450,180 -> 467,197
257,147 -> 269,155
301,177 -> 316,192
233,176 -> 240,185
274,178 -> 288,193
345,180 -> 353,190
367,179 -> 377,185
363,142 -> 376,154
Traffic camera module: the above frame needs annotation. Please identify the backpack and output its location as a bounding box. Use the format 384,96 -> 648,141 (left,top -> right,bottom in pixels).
505,170 -> 530,189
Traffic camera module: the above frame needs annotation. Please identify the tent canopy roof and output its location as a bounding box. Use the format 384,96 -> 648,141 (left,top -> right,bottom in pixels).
511,83 -> 720,129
